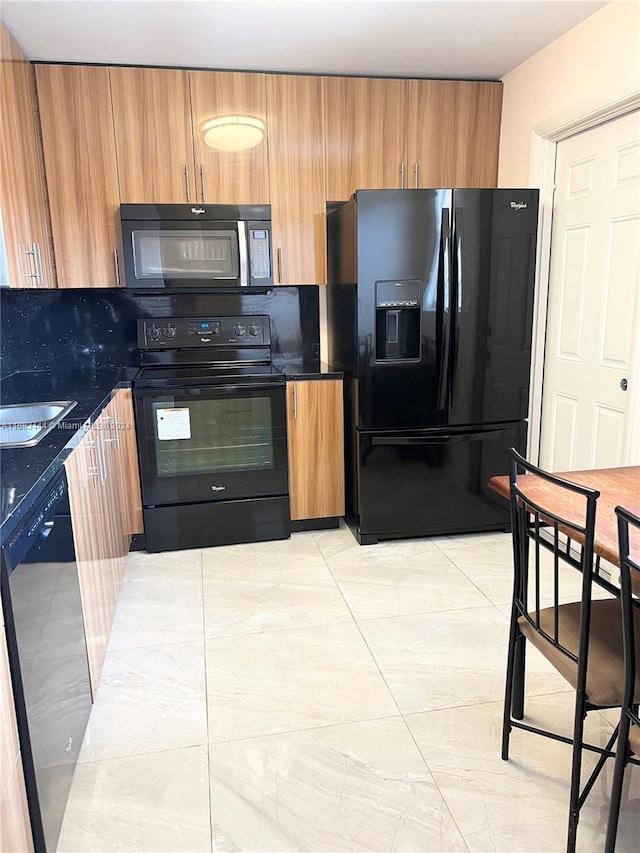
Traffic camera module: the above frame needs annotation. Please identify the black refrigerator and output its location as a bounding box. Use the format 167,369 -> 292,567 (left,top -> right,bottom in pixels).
327,188 -> 539,544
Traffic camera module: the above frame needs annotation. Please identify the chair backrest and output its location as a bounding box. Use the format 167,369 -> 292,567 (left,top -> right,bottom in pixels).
615,505 -> 640,718
508,448 -> 600,671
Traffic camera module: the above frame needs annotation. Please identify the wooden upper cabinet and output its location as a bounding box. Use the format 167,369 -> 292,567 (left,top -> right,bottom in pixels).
110,67 -> 195,204
408,80 -> 502,188
36,64 -> 121,287
267,74 -> 326,285
324,76 -> 407,200
0,25 -> 55,287
190,71 -> 269,204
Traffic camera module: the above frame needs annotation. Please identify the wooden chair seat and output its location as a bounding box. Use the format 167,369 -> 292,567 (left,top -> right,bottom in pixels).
518,599 -> 640,707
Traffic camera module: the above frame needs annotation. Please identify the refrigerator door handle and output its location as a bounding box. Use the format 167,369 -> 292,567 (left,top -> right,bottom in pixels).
371,428 -> 512,446
437,207 -> 452,414
451,206 -> 464,393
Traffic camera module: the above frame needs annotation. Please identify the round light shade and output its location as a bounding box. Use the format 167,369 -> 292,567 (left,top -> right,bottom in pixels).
202,115 -> 265,152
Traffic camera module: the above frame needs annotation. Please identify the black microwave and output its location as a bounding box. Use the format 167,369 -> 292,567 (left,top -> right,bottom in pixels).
120,203 -> 273,289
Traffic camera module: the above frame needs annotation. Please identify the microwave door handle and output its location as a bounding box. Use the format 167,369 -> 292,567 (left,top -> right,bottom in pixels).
238,221 -> 248,287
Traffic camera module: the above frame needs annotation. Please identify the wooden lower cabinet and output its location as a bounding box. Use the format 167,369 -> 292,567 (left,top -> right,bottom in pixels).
65,389 -> 142,696
1,616 -> 33,852
286,379 -> 345,521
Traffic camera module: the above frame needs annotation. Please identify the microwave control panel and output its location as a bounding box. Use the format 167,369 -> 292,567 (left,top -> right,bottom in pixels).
138,315 -> 271,348
248,228 -> 271,279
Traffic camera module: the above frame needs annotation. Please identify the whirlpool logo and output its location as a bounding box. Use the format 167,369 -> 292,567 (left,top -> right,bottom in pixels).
191,207 -> 206,215
510,202 -> 528,210
211,485 -> 226,492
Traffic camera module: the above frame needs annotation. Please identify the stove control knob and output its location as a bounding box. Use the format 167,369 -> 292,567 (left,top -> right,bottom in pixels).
147,324 -> 161,341
233,325 -> 246,337
249,325 -> 260,337
165,324 -> 177,340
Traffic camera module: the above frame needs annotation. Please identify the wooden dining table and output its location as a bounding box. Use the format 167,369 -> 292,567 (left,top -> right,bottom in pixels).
487,465 -> 640,567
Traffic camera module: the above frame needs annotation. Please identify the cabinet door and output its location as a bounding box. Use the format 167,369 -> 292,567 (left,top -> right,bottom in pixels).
0,25 -> 55,288
111,388 -> 143,537
408,80 -> 502,188
1,617 -> 33,853
286,379 -> 345,520
190,71 -> 269,204
36,64 -> 121,288
324,76 -> 408,200
110,67 -> 195,204
267,75 -> 326,284
65,410 -> 127,697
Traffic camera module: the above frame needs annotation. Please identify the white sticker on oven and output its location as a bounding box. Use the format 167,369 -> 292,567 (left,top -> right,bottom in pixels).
156,408 -> 191,441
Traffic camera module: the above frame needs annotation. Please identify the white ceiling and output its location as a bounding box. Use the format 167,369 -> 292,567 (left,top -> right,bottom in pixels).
1,0 -> 609,80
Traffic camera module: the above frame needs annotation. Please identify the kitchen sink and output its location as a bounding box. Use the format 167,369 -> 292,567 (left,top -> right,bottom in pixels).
0,401 -> 78,448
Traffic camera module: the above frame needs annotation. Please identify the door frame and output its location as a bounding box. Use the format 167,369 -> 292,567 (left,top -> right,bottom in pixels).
526,92 -> 640,464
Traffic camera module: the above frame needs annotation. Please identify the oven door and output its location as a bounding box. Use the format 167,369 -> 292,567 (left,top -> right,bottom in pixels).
134,382 -> 288,506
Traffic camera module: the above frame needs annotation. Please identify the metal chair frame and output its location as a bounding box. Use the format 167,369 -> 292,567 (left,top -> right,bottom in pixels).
604,506 -> 640,853
502,448 -> 620,853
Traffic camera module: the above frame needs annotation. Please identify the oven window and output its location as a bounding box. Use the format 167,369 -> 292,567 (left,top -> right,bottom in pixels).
152,397 -> 274,476
132,229 -> 239,279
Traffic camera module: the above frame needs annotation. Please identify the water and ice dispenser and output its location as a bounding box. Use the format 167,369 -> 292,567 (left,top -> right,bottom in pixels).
375,280 -> 422,361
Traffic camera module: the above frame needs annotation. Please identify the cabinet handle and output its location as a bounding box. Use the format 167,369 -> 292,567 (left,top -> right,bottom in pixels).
81,432 -> 106,483
400,163 -> 406,189
113,250 -> 121,286
184,163 -> 191,202
292,384 -> 297,420
277,248 -> 283,284
414,162 -> 419,189
103,412 -> 121,449
19,243 -> 38,284
33,242 -> 44,286
200,164 -> 206,202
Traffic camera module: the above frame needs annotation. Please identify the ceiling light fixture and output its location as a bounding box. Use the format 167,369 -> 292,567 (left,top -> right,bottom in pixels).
202,115 -> 265,152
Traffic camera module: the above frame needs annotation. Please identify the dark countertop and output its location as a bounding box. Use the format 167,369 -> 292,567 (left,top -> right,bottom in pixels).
0,360 -> 342,542
282,362 -> 343,381
0,368 -> 137,541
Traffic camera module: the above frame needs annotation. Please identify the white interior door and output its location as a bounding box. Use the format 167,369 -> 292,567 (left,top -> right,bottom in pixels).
540,110 -> 640,471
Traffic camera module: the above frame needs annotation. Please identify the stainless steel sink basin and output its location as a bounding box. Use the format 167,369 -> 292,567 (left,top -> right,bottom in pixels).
0,401 -> 78,448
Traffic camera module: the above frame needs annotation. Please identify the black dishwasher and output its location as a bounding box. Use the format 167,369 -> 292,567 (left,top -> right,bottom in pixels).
1,472 -> 92,852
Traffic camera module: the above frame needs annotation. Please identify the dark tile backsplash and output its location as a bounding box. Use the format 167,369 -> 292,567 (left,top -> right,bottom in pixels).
0,286 -> 320,376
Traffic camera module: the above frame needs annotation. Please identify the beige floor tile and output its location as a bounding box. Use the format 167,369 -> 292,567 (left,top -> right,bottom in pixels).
209,717 -> 467,852
79,641 -> 207,762
203,561 -> 352,638
205,621 -> 398,743
108,571 -> 203,651
328,549 -> 490,619
123,547 -> 203,585
202,532 -> 326,571
406,694 -> 640,852
359,605 -> 570,714
57,746 -> 211,852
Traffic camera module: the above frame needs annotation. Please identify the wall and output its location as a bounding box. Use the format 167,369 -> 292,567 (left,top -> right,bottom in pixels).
498,0 -> 640,186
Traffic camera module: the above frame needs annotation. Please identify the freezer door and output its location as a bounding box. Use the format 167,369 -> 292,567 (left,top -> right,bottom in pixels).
357,423 -> 525,541
448,189 -> 539,427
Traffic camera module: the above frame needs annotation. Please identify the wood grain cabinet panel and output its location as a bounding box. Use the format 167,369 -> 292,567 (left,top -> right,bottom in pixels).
324,76 -> 407,200
190,71 -> 269,204
36,64 -> 121,287
65,405 -> 129,697
0,25 -> 55,288
1,617 -> 33,852
110,67 -> 195,204
408,80 -> 502,188
111,388 -> 143,537
286,379 -> 345,520
267,75 -> 326,285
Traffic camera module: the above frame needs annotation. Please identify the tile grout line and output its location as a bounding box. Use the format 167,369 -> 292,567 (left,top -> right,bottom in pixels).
199,547 -> 216,851
318,532 -> 472,851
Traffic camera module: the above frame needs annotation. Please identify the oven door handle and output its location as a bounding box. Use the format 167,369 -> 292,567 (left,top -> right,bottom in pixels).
134,382 -> 284,398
